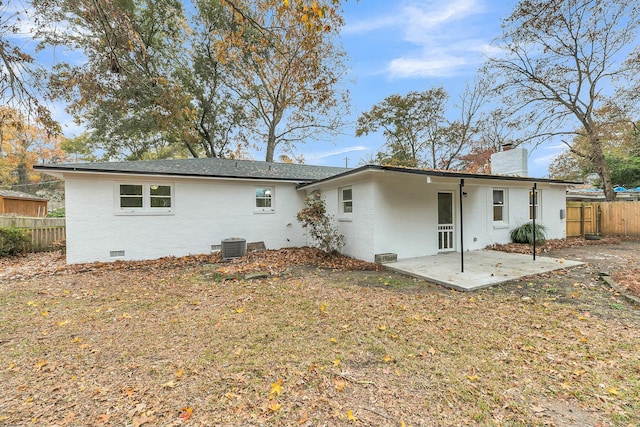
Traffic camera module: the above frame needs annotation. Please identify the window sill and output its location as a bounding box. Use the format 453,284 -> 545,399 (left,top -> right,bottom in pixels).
493,223 -> 509,229
254,210 -> 276,214
115,210 -> 174,216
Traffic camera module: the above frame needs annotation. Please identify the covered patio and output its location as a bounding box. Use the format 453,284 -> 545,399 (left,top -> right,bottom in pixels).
385,250 -> 584,291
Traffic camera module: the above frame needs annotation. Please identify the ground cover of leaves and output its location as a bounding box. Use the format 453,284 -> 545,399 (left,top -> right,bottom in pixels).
0,245 -> 639,426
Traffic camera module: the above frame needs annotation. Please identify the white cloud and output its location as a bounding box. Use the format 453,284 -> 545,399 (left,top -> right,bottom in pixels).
306,145 -> 368,161
347,0 -> 494,79
343,15 -> 401,35
388,54 -> 467,78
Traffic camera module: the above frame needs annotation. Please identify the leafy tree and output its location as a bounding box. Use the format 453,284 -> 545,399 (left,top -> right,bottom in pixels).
0,1 -> 59,134
0,107 -> 66,189
606,156 -> 640,188
211,0 -> 349,162
357,80 -> 489,170
486,0 -> 640,200
549,112 -> 640,183
33,0 -> 349,162
356,88 -> 448,168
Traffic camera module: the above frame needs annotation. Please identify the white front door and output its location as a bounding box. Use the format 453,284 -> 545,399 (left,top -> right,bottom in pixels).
437,192 -> 455,251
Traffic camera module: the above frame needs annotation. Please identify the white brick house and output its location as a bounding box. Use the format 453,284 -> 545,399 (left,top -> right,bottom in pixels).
35,153 -> 576,264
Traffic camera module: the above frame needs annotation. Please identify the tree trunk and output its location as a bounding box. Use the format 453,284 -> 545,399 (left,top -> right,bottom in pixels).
590,137 -> 615,201
266,124 -> 277,163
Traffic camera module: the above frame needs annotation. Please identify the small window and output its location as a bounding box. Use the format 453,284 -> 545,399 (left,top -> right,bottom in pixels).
150,185 -> 172,208
493,189 -> 506,222
116,183 -> 173,214
256,187 -> 273,210
120,184 -> 143,208
529,190 -> 541,220
340,187 -> 353,214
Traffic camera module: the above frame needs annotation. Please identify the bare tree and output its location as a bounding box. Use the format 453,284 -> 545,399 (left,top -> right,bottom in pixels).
486,0 -> 640,200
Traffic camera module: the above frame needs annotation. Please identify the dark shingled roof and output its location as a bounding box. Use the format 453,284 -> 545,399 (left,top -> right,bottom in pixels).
0,189 -> 47,201
34,157 -> 351,182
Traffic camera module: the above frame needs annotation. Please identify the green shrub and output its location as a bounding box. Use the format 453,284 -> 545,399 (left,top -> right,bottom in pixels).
510,222 -> 547,245
47,207 -> 65,218
0,227 -> 32,256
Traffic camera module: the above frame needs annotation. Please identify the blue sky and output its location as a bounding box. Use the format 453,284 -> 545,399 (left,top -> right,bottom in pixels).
15,0 -> 562,177
304,0 -> 562,177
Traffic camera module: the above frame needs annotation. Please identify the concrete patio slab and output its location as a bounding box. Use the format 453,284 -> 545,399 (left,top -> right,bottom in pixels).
385,250 -> 584,291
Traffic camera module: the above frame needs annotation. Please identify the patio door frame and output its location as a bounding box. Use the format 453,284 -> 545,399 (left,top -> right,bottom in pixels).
437,191 -> 456,252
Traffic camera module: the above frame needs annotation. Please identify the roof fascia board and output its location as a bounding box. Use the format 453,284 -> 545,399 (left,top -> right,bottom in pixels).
34,167 -> 309,184
296,167 -> 381,190
298,164 -> 581,189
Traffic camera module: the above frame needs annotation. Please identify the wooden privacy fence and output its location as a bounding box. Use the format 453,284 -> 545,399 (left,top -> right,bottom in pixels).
597,201 -> 640,237
566,202 -> 597,237
0,216 -> 66,250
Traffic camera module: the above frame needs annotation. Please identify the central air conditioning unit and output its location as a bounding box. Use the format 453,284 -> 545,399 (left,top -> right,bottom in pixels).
221,237 -> 247,259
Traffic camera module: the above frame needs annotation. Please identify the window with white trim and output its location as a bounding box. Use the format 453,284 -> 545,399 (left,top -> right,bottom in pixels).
529,190 -> 541,220
492,188 -> 507,223
340,187 -> 352,215
116,183 -> 173,214
255,187 -> 274,211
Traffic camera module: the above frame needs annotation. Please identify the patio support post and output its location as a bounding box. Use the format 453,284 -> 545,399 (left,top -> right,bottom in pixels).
532,183 -> 537,261
460,179 -> 464,273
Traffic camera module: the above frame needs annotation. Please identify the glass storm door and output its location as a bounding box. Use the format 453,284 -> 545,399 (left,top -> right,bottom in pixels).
437,192 -> 455,251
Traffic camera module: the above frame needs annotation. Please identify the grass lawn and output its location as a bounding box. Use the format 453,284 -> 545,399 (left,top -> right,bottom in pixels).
0,255 -> 639,426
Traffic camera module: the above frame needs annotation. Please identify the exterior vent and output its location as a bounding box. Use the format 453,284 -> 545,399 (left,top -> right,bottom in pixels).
110,250 -> 125,257
375,253 -> 397,263
221,238 -> 246,259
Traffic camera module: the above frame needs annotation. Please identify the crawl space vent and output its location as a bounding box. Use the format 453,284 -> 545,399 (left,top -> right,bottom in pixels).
110,250 -> 125,257
221,238 -> 246,259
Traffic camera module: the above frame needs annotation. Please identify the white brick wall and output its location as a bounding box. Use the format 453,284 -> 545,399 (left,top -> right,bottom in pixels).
62,169 -> 567,264
63,174 -> 307,264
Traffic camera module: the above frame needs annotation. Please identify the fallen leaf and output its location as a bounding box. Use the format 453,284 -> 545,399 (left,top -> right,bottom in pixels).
179,406 -> 193,421
269,380 -> 283,398
347,410 -> 357,422
382,354 -> 395,363
63,411 -> 75,425
333,358 -> 341,367
466,375 -> 479,382
268,400 -> 282,412
335,379 -> 346,392
236,307 -> 244,314
608,387 -> 619,396
162,381 -> 176,389
297,410 -> 309,425
133,413 -> 153,427
96,414 -> 110,424
57,320 -> 69,326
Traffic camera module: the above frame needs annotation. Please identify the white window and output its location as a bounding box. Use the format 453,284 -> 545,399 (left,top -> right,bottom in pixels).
340,187 -> 352,214
116,183 -> 173,214
529,190 -> 541,220
492,189 -> 507,223
255,187 -> 274,211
